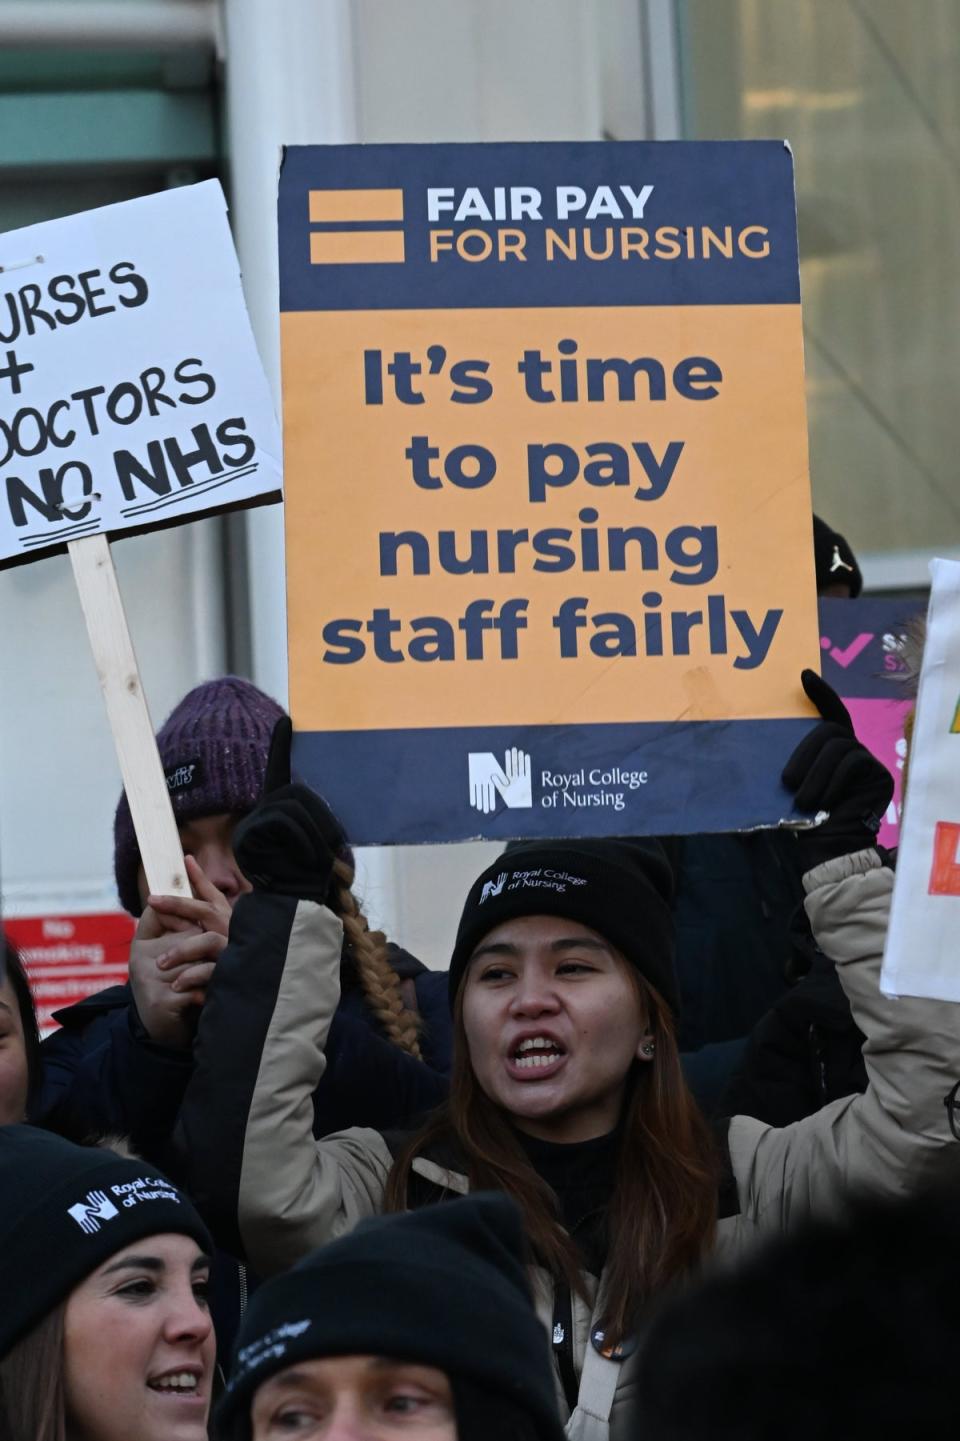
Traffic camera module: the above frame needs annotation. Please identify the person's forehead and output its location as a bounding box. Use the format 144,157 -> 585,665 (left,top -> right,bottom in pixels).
258,1355 -> 449,1390
473,913 -> 611,951
89,1230 -> 205,1276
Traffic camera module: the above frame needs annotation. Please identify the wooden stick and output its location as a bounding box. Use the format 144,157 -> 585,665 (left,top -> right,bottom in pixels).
69,534 -> 189,900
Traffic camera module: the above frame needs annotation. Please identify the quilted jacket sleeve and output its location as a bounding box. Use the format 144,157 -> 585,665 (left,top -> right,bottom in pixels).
727,848 -> 960,1229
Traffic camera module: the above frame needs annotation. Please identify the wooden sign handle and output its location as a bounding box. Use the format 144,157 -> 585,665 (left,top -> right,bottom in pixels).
69,534 -> 190,901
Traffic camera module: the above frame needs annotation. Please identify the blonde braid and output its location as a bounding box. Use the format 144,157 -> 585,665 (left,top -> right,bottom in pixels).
332,857 -> 423,1059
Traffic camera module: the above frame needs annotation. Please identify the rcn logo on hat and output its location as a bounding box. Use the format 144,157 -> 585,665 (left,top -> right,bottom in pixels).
479,866 -> 589,903
468,748 -> 533,815
232,1320 -> 313,1388
480,872 -> 508,903
67,1189 -> 120,1235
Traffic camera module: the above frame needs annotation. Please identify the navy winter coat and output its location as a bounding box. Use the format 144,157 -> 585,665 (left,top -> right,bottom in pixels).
36,945 -> 451,1160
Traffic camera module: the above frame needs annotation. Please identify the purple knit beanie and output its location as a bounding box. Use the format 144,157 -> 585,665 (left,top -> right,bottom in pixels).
114,676 -> 285,915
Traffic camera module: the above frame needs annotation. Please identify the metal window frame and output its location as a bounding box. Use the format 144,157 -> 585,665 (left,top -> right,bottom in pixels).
640,0 -> 684,138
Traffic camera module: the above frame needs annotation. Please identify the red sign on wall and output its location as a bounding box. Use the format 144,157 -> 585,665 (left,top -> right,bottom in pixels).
5,913 -> 134,1036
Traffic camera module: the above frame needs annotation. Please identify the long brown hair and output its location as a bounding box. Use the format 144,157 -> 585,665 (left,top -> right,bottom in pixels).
329,856 -> 422,1059
0,1305 -> 66,1441
386,973 -> 718,1347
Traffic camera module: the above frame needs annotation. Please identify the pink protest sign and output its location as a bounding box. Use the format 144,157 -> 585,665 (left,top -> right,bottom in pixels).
818,596 -> 925,849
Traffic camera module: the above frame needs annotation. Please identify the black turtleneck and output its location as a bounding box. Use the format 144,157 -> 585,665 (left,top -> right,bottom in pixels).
516,1127 -> 619,1278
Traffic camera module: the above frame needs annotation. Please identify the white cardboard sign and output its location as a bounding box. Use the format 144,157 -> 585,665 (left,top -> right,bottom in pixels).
0,180 -> 281,566
881,557 -> 960,1000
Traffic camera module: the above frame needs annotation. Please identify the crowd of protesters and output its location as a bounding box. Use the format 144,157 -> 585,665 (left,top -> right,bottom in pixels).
2,516 -> 959,1441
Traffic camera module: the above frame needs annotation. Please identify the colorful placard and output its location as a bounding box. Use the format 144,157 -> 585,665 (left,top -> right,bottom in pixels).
818,595 -> 925,848
882,559 -> 960,999
0,181 -> 281,567
279,142 -> 820,843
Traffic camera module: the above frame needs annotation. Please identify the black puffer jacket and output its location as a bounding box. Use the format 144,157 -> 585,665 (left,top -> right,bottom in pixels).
721,950 -> 867,1126
37,943 -> 451,1162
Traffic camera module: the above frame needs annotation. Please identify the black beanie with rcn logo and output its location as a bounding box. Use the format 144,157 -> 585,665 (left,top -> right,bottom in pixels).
449,839 -> 678,1014
216,1193 -> 564,1441
0,1125 -> 211,1356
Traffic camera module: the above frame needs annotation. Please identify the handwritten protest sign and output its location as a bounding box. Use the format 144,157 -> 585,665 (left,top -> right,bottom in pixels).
0,180 -> 281,566
279,142 -> 820,843
1,182 -> 282,895
881,559 -> 960,1000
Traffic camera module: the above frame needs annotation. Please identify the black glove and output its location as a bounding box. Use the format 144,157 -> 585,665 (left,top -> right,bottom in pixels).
233,717 -> 347,903
782,669 -> 894,869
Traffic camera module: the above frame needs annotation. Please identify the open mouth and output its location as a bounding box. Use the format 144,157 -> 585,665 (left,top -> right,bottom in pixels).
147,1371 -> 203,1399
509,1035 -> 567,1072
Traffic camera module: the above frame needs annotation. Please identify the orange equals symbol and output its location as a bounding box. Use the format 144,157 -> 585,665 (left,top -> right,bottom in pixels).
308,189 -> 405,264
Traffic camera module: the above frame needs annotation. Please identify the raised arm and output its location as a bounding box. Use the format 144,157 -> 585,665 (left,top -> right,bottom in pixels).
728,672 -> 960,1226
174,721 -> 401,1274
729,845 -> 960,1226
175,883 -> 393,1273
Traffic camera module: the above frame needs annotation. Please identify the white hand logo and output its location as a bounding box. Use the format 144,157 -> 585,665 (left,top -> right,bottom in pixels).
68,1189 -> 119,1234
467,749 -> 533,813
494,747 -> 532,809
469,752 -> 509,815
480,872 -> 508,902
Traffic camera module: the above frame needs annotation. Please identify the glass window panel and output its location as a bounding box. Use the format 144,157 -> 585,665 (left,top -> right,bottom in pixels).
679,0 -> 960,559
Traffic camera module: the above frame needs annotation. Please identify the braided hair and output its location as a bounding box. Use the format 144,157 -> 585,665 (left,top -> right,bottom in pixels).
330,856 -> 422,1060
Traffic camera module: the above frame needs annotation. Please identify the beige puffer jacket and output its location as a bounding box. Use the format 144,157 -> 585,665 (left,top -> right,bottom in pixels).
182,848 -> 960,1441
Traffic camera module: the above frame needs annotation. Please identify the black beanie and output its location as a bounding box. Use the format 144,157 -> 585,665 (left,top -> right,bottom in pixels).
813,515 -> 863,597
216,1193 -> 564,1441
453,1375 -> 553,1441
449,839 -> 678,1015
0,1125 -> 211,1356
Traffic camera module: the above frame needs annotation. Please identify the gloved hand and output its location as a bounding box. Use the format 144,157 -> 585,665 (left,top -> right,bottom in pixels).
782,669 -> 894,869
232,717 -> 346,903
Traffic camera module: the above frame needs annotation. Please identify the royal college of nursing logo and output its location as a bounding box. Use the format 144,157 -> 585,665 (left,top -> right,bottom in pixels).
467,748 -> 533,815
479,872 -> 508,903
67,1189 -> 120,1235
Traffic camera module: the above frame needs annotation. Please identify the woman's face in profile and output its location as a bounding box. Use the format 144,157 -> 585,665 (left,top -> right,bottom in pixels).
250,1354 -> 457,1439
64,1233 -> 215,1441
0,975 -> 29,1125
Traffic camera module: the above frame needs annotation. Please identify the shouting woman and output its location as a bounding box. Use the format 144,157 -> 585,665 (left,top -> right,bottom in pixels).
178,680 -> 960,1441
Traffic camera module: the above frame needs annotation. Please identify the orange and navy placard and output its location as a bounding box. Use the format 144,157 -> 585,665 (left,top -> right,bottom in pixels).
279,141 -> 820,844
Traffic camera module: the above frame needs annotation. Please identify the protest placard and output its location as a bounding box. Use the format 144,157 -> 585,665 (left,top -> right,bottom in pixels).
818,596 -> 923,848
279,142 -> 820,844
0,180 -> 281,564
1,181 -> 282,894
881,559 -> 960,1000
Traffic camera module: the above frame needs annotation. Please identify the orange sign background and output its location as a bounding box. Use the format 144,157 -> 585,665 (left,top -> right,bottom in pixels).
284,304 -> 819,732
